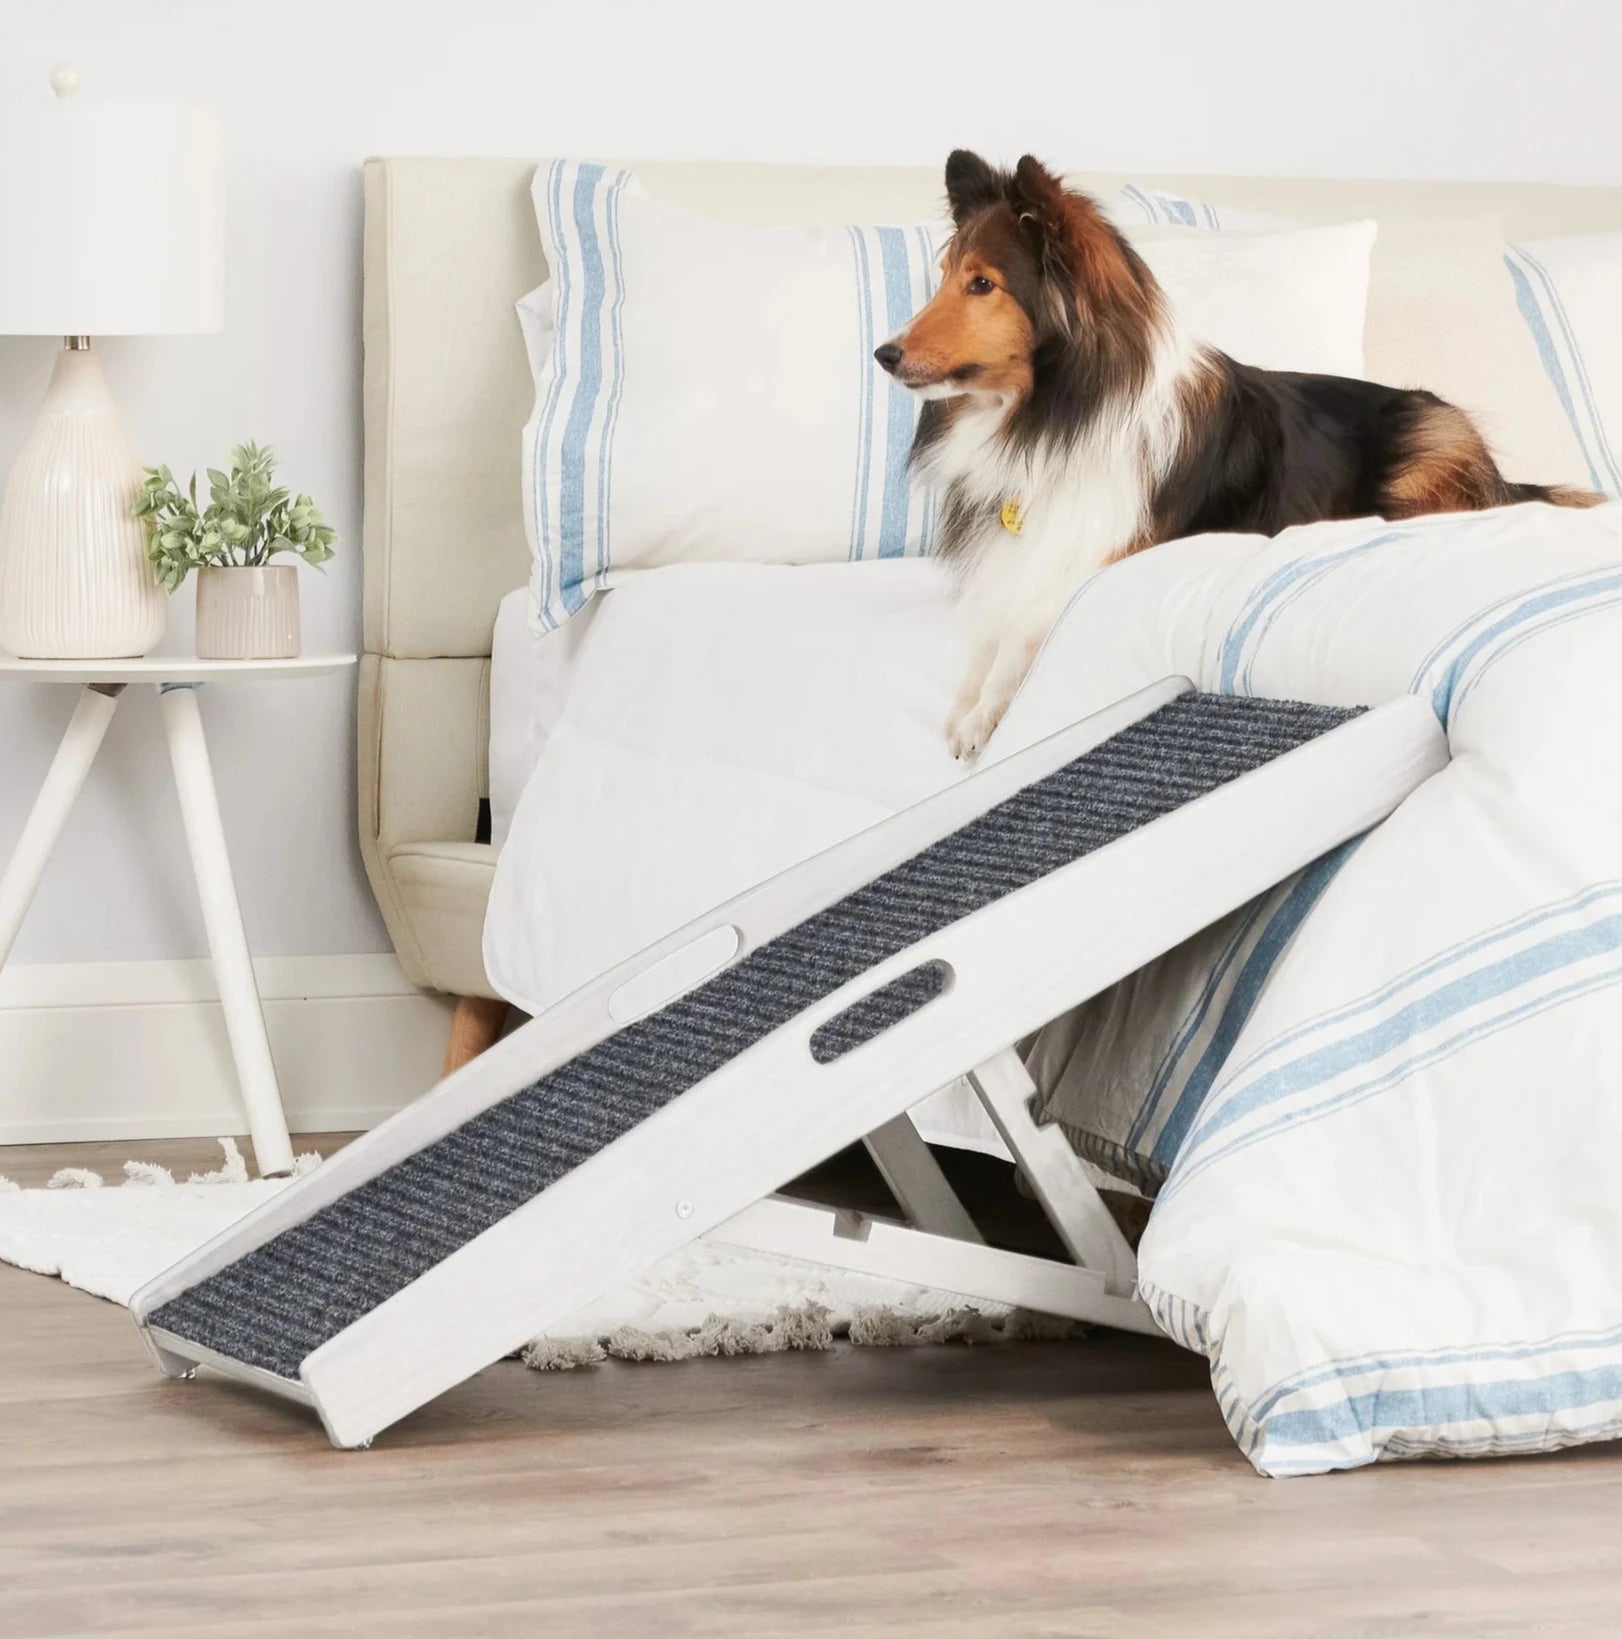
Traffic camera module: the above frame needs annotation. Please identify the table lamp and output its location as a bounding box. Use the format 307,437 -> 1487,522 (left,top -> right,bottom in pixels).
0,67 -> 223,659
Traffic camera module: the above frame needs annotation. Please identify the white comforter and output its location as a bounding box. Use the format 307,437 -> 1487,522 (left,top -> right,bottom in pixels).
487,500 -> 1622,1475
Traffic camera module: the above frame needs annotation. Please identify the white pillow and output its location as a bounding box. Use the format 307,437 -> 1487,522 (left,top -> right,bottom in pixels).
1361,217 -> 1591,489
1145,188 -> 1593,489
519,160 -> 1375,631
1128,222 -> 1373,376
1506,233 -> 1622,495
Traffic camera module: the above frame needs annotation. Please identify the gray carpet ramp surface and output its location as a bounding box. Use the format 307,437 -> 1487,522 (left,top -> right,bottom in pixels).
151,694 -> 1359,1379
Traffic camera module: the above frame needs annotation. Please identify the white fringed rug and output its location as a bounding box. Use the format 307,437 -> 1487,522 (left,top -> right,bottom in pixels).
0,1141 -> 1072,1368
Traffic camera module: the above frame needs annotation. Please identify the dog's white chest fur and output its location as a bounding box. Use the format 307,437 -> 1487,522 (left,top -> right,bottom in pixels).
918,339 -> 1193,759
934,407 -> 1151,632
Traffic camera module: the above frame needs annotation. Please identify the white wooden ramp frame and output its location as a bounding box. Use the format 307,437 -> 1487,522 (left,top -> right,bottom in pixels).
131,679 -> 1448,1449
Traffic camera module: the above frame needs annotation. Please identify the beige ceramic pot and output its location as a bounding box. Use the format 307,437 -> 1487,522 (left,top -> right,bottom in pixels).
195,564 -> 301,659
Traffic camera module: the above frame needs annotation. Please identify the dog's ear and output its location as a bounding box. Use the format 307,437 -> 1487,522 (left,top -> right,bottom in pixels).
1009,155 -> 1072,251
1010,155 -> 1083,331
944,149 -> 1001,226
1017,156 -> 1092,269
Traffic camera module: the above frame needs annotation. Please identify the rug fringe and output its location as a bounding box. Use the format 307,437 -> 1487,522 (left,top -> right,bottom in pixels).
848,1305 -> 997,1347
186,1137 -> 249,1186
123,1161 -> 176,1188
9,1138 -> 322,1196
523,1302 -> 839,1371
46,1167 -> 104,1190
520,1300 -> 1082,1371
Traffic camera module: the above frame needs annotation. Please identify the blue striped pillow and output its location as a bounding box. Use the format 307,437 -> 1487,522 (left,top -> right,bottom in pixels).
1505,235 -> 1622,496
1109,185 -> 1280,231
519,160 -> 953,631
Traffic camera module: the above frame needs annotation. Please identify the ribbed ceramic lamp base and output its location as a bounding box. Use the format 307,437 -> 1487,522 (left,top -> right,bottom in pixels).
0,346 -> 166,660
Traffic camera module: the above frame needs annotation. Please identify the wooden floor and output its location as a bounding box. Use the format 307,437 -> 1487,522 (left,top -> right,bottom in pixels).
3,1138 -> 1621,1637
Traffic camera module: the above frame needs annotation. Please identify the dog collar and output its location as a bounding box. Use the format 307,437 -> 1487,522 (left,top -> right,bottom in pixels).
1000,496 -> 1025,535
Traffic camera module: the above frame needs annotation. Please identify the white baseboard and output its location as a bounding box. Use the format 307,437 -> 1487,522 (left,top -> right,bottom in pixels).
0,954 -> 457,1146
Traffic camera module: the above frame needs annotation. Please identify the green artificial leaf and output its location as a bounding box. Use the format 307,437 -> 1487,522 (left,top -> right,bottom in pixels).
129,442 -> 334,587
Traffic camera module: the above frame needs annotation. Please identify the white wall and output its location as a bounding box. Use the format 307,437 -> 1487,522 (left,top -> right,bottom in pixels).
2,0 -> 1619,970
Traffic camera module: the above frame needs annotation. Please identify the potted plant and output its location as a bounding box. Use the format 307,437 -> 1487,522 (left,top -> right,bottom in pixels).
134,443 -> 336,659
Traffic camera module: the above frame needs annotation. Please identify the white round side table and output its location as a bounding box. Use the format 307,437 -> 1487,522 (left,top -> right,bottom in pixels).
0,655 -> 359,1176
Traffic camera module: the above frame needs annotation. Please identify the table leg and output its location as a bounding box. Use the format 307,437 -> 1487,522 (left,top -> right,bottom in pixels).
0,683 -> 124,971
157,683 -> 295,1177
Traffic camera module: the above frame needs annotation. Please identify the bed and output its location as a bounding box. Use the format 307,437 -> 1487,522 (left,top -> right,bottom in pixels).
359,159 -> 1622,1475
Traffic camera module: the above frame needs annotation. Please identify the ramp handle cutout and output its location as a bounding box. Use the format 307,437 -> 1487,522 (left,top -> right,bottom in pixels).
608,924 -> 741,1024
809,960 -> 954,1064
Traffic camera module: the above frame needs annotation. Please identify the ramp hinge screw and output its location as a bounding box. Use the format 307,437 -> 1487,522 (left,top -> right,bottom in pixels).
676,1200 -> 693,1219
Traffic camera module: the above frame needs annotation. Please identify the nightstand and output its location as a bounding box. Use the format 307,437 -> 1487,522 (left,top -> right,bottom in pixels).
0,655 -> 358,1175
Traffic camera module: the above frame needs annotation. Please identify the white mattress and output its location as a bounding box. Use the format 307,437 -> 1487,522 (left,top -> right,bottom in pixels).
489,585 -> 598,851
486,560 -> 1008,1154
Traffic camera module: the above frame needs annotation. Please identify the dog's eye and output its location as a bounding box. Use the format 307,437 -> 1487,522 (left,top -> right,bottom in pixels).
966,275 -> 994,296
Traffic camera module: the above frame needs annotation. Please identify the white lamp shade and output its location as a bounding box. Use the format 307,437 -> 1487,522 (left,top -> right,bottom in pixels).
0,99 -> 223,335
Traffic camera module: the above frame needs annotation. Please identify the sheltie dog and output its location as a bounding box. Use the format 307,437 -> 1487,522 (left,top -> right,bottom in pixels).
876,150 -> 1602,759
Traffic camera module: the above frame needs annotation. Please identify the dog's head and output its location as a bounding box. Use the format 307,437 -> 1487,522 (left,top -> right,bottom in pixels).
875,151 -> 1163,405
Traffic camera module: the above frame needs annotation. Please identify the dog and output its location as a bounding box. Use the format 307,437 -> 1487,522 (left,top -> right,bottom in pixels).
875,150 -> 1603,760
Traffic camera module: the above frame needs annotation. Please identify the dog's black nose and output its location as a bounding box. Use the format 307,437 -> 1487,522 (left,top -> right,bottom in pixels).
874,342 -> 903,374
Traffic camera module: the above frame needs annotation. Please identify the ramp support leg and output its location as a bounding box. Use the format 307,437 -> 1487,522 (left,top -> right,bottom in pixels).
968,1050 -> 1140,1297
711,1196 -> 1160,1336
862,1110 -> 984,1243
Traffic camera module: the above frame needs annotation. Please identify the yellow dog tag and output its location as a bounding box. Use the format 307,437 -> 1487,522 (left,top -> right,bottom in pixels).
1000,496 -> 1025,535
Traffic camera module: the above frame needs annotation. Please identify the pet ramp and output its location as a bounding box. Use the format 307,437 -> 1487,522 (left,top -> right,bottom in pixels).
131,679 -> 1447,1448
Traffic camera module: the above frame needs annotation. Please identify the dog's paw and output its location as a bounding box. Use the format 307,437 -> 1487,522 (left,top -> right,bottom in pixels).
944,708 -> 969,761
947,703 -> 1000,762
947,721 -> 981,762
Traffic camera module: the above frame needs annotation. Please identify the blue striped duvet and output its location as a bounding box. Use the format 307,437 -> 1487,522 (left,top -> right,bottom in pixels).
1010,500 -> 1622,1475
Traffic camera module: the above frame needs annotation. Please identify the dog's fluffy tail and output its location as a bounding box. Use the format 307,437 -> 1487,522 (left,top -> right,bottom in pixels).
1509,481 -> 1609,508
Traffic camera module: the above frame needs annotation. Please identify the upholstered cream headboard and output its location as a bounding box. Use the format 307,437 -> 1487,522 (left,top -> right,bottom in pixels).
360,157 -> 1622,999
